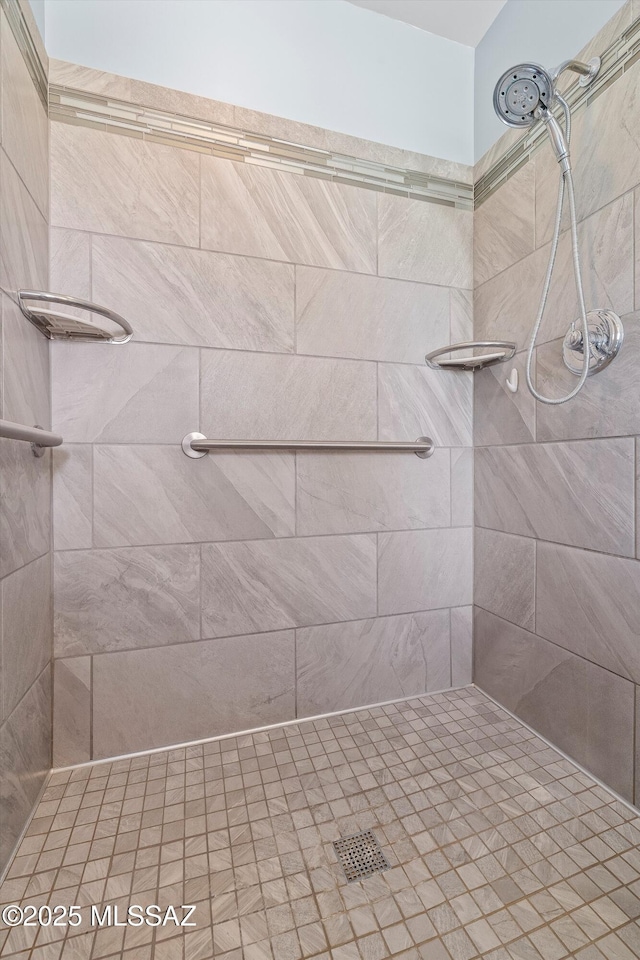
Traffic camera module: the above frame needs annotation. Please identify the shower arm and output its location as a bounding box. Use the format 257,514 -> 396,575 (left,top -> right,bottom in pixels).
550,57 -> 600,87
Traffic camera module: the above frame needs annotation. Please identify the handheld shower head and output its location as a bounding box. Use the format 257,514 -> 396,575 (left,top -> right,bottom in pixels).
493,63 -> 569,170
493,63 -> 554,128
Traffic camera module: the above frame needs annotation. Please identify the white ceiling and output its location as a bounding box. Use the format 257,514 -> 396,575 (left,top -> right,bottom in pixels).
346,0 -> 508,47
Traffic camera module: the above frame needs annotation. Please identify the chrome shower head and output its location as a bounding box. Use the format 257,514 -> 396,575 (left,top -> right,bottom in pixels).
493,63 -> 554,128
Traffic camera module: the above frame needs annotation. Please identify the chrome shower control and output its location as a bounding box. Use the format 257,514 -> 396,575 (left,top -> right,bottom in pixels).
562,310 -> 623,376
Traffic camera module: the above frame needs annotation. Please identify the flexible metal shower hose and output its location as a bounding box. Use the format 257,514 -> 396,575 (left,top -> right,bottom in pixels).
525,96 -> 591,404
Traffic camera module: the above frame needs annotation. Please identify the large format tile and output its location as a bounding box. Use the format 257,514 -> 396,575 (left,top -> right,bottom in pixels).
53,658 -> 91,767
451,606 -> 472,686
200,350 -> 377,441
474,608 -> 635,800
52,445 -> 92,551
475,528 -> 535,630
378,528 -> 472,615
536,541 -> 640,682
200,156 -> 376,272
1,555 -> 51,720
93,446 -> 295,546
201,535 -> 376,637
0,666 -> 51,870
51,342 -> 199,443
474,163 -> 535,287
0,438 -> 50,579
450,288 -> 473,343
378,195 -> 473,288
296,610 -> 450,716
92,236 -> 294,352
474,350 -> 535,446
536,318 -> 640,440
295,267 -> 449,363
536,62 -> 640,238
296,449 -> 450,535
54,545 -> 200,656
2,294 -> 49,429
451,448 -> 473,526
475,438 -> 635,556
50,228 -> 90,300
1,11 -> 48,218
475,193 -> 634,348
378,363 -> 472,447
50,123 -> 200,245
0,150 -> 47,297
92,633 -> 295,757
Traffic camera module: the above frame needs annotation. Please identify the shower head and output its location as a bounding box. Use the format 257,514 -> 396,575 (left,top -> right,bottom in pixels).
493,63 -> 554,128
493,62 -> 569,171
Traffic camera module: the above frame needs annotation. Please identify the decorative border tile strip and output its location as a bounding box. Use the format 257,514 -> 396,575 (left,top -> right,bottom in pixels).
1,0 -> 47,108
48,84 -> 474,209
475,11 -> 640,207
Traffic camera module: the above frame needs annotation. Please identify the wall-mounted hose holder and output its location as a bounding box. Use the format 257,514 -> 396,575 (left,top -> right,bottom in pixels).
18,291 -> 133,343
425,341 -> 516,371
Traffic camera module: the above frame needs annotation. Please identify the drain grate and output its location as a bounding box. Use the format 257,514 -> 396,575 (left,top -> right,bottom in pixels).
333,830 -> 390,883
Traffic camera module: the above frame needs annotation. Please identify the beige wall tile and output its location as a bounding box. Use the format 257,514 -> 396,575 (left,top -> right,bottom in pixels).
475,439 -> 635,556
92,632 -> 295,757
536,541 -> 640,682
0,667 -> 51,868
2,294 -> 49,429
93,446 -> 295,546
92,235 -> 294,352
296,610 -> 450,716
1,11 -> 48,217
0,150 -> 47,297
201,535 -> 376,638
475,528 -> 535,631
50,227 -> 91,299
474,164 -> 535,287
201,156 -> 377,272
378,363 -> 472,447
536,321 -> 640,440
296,448 -> 450,535
475,193 -> 634,348
474,608 -> 635,801
378,195 -> 472,288
378,528 -> 472,615
53,658 -> 91,767
54,545 -> 200,657
474,350 -> 535,447
0,437 -> 50,579
451,606 -> 472,687
200,350 -> 377,441
52,445 -> 92,551
2,555 -> 51,719
51,342 -> 199,443
51,123 -> 200,246
296,267 -> 449,363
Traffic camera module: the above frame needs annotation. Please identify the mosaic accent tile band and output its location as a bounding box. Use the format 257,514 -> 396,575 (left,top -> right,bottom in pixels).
475,10 -> 640,207
48,84 -> 474,210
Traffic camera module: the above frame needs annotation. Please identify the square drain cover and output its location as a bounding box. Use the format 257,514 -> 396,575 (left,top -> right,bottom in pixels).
333,830 -> 390,882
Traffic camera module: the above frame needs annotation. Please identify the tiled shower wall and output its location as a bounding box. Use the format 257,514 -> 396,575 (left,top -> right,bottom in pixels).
0,4 -> 51,872
473,0 -> 640,804
49,65 -> 474,765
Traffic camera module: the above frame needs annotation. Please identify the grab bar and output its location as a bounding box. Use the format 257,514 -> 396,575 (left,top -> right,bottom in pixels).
0,419 -> 63,457
182,433 -> 435,460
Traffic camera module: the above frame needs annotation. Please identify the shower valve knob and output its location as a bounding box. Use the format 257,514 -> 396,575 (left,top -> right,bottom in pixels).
562,310 -> 624,376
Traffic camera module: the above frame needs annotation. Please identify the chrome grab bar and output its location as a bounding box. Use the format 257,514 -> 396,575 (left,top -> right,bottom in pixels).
182,433 -> 435,460
0,419 -> 63,457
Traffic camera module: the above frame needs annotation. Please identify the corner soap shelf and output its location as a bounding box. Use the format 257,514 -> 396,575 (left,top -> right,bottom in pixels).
18,290 -> 133,343
425,340 -> 516,371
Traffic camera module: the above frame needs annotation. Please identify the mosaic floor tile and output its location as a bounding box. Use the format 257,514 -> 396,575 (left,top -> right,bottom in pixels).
1,687 -> 640,959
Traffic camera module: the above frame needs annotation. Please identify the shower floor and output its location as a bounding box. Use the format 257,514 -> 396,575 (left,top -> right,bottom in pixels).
2,687 -> 640,960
